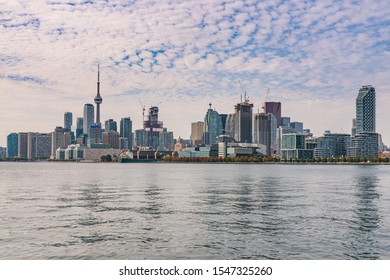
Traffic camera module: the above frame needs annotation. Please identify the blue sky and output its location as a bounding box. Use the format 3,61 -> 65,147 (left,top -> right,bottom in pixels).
0,0 -> 389,146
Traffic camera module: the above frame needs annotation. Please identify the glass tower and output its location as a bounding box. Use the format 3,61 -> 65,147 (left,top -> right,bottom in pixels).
356,85 -> 376,133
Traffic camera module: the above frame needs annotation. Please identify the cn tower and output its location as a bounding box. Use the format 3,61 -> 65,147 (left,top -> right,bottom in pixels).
94,64 -> 103,124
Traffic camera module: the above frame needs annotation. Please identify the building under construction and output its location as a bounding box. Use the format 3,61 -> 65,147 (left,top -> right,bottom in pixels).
135,105 -> 174,151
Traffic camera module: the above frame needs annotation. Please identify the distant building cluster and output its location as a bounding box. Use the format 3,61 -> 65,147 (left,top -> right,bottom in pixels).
1,78 -> 387,162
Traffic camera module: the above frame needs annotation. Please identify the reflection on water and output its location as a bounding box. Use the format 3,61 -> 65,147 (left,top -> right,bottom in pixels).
344,174 -> 381,259
0,162 -> 389,259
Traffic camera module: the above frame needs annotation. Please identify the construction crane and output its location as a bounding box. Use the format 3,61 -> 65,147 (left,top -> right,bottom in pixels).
238,80 -> 248,102
156,101 -> 163,106
138,98 -> 145,121
262,88 -> 270,111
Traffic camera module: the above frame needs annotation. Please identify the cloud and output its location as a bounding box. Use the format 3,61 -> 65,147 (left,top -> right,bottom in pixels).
0,0 -> 389,145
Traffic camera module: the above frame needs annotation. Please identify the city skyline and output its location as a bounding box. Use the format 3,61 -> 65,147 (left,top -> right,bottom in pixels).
1,0 -> 389,146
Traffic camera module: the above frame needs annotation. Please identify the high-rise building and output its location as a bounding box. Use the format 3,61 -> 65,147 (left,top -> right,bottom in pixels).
105,119 -> 117,132
349,85 -> 378,158
64,112 -> 73,130
120,117 -> 133,150
18,132 -> 28,159
190,121 -> 204,146
103,131 -> 120,149
94,65 -> 103,125
356,85 -> 376,134
27,132 -> 52,159
7,133 -> 18,158
52,127 -> 71,158
281,117 -> 291,127
290,122 -> 303,133
88,123 -> 102,146
203,103 -> 222,145
234,99 -> 253,143
254,113 -> 276,156
159,128 -> 174,151
83,104 -> 94,135
74,117 -> 84,139
225,113 -> 236,139
264,102 -> 281,127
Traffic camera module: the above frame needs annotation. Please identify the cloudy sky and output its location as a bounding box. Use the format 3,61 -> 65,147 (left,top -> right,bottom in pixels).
0,0 -> 389,146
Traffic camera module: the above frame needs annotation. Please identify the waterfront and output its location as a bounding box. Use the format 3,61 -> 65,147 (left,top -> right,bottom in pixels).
0,162 -> 389,259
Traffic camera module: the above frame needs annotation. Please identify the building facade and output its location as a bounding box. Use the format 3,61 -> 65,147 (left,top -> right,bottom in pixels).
64,112 -> 73,130
234,100 -> 253,143
190,121 -> 204,146
203,104 -> 222,145
120,117 -> 133,150
83,103 -> 94,136
27,132 -> 52,159
18,132 -> 28,159
356,85 -> 376,134
264,102 -> 281,127
6,133 -> 18,158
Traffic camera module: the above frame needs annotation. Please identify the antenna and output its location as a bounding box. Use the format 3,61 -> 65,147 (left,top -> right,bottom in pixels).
262,88 -> 270,112
138,98 -> 145,120
239,80 -> 246,103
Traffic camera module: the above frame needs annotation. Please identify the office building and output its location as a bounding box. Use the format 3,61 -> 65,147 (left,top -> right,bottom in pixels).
159,128 -> 174,151
74,117 -> 84,139
254,113 -> 276,156
51,126 -> 71,158
281,133 -> 313,159
314,131 -> 351,159
225,113 -> 236,139
27,132 -> 52,159
234,99 -> 253,143
88,123 -> 102,146
83,103 -> 94,135
18,132 -> 28,159
281,117 -> 291,127
264,102 -> 281,127
348,132 -> 379,158
190,121 -> 204,146
290,122 -> 303,133
203,103 -> 222,145
64,112 -> 73,130
105,119 -> 117,132
120,117 -> 133,150
103,131 -> 120,149
7,133 -> 18,158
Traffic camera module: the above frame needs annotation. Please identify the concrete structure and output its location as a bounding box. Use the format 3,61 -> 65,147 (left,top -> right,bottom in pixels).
84,147 -> 121,162
18,132 -> 28,159
103,131 -> 120,149
6,133 -> 18,158
254,113 -> 277,156
264,102 -> 281,127
94,65 -> 103,125
27,132 -> 52,159
190,121 -> 204,146
51,126 -> 71,158
120,117 -> 133,150
234,99 -> 253,143
218,142 -> 267,158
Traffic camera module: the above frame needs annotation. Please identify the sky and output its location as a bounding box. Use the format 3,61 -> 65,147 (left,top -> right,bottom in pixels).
0,0 -> 389,147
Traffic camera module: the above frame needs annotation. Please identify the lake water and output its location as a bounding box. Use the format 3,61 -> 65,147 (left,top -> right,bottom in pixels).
0,162 -> 389,259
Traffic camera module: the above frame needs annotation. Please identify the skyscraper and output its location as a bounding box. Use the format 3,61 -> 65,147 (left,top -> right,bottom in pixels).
7,133 -> 18,158
234,99 -> 253,143
75,117 -> 84,139
52,126 -> 71,158
264,102 -> 281,127
120,117 -> 133,150
105,119 -> 117,132
94,65 -> 103,125
254,113 -> 276,156
64,112 -> 73,130
18,132 -> 28,159
203,103 -> 222,145
27,132 -> 52,159
83,104 -> 94,135
356,85 -> 376,134
190,121 -> 204,146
